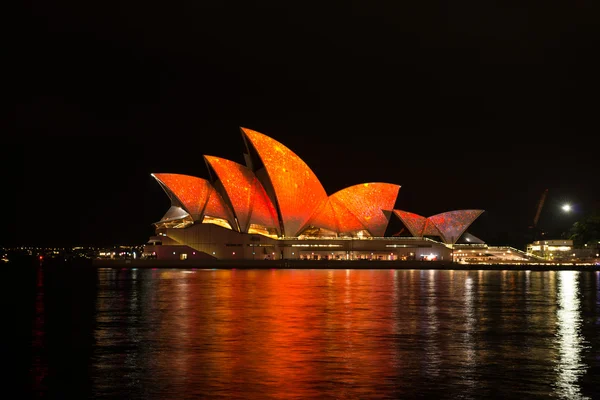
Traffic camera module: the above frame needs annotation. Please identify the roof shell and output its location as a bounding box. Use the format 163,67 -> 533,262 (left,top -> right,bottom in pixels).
329,183 -> 400,237
151,173 -> 212,220
427,210 -> 485,244
241,127 -> 328,237
304,196 -> 366,234
204,187 -> 236,228
392,210 -> 427,237
204,155 -> 279,234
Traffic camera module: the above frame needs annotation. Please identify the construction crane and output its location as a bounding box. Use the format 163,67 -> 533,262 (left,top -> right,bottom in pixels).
529,189 -> 548,240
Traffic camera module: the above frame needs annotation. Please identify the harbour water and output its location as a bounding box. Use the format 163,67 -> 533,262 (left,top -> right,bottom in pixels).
15,264 -> 600,399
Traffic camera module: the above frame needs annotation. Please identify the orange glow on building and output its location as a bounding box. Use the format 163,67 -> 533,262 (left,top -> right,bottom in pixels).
204,155 -> 280,235
241,127 -> 328,237
203,187 -> 236,229
204,156 -> 254,232
303,199 -> 339,233
426,210 -> 484,244
329,183 -> 400,237
422,219 -> 443,238
148,127 -> 486,259
246,178 -> 281,236
152,173 -> 212,219
329,197 -> 368,234
303,197 -> 367,235
392,210 -> 427,237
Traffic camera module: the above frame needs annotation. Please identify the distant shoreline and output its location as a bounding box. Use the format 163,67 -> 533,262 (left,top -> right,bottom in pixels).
81,258 -> 600,272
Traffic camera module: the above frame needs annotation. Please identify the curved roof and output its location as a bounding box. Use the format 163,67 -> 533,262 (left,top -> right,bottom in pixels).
247,181 -> 281,235
330,183 -> 400,237
151,173 -> 211,220
204,156 -> 279,234
151,128 -> 486,243
422,219 -> 443,238
427,210 -> 484,244
204,187 -> 236,228
304,199 -> 339,233
392,210 -> 427,237
241,127 -> 328,237
329,197 -> 368,233
305,197 -> 365,234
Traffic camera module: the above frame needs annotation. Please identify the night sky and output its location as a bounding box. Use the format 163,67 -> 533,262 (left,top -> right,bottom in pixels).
6,1 -> 599,249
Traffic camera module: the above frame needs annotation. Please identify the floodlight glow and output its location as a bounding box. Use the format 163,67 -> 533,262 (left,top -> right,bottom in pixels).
562,204 -> 572,212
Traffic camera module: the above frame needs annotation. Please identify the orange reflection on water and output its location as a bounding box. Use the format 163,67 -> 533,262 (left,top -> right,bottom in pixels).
144,270 -> 408,397
86,268 -> 599,399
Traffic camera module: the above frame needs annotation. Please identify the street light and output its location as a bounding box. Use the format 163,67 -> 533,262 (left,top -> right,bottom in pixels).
561,204 -> 572,213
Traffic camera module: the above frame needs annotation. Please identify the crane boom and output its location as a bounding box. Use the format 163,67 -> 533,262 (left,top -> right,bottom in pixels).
532,189 -> 548,228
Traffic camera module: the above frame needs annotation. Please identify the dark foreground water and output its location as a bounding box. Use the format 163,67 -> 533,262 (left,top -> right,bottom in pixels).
11,264 -> 600,399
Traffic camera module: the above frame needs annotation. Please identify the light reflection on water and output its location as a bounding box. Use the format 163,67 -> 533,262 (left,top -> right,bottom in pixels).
555,271 -> 588,400
29,268 -> 600,399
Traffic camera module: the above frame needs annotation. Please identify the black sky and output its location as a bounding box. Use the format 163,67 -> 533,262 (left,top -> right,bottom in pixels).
6,0 -> 599,249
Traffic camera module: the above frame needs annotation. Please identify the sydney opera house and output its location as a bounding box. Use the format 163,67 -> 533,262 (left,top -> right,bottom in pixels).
142,128 -> 485,262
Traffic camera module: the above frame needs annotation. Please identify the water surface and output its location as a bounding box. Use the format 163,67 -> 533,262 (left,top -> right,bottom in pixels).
26,268 -> 600,399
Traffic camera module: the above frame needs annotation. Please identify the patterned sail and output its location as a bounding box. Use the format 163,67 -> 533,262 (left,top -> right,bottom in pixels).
392,210 -> 427,237
422,219 -> 443,238
241,127 -> 328,237
329,197 -> 366,233
151,128 -> 486,250
203,187 -> 236,229
151,173 -> 211,220
302,199 -> 338,233
427,210 -> 484,244
330,183 -> 400,237
204,155 -> 279,234
247,177 -> 281,235
204,156 -> 253,232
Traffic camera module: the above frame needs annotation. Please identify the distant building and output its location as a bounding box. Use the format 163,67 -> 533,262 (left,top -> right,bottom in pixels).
527,239 -> 573,261
143,128 -> 485,261
526,239 -> 598,262
97,245 -> 142,260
